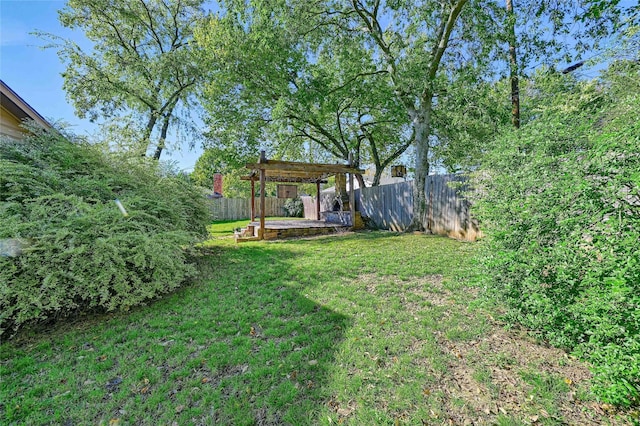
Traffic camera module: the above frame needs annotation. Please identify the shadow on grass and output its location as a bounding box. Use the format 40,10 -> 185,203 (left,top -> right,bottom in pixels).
1,242 -> 351,425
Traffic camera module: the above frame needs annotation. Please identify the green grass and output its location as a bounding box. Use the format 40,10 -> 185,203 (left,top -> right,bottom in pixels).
1,231 -> 631,425
208,217 -> 306,237
207,219 -> 251,236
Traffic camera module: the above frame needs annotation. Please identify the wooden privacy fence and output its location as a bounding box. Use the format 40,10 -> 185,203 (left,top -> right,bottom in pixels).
354,175 -> 479,240
301,193 -> 335,219
422,174 -> 479,241
207,197 -> 288,221
356,181 -> 414,232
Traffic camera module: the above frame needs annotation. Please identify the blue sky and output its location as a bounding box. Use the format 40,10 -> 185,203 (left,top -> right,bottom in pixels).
0,0 -> 203,171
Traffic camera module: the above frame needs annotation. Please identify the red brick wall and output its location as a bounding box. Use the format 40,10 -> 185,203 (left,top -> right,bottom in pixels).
213,173 -> 223,195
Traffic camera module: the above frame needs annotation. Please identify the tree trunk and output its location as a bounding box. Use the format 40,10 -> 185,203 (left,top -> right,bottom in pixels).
152,111 -> 172,160
373,168 -> 382,187
355,173 -> 366,189
141,113 -> 157,157
153,100 -> 178,161
506,0 -> 520,129
409,106 -> 432,232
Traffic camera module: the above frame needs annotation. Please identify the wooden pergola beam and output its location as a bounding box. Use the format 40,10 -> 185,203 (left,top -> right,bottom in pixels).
241,175 -> 329,184
246,160 -> 362,174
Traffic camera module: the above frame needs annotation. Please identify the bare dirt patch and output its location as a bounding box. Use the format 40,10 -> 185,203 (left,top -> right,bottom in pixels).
356,273 -> 633,425
432,304 -> 632,424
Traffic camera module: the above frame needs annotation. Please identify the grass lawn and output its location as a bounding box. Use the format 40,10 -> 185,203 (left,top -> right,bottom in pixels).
1,229 -> 633,425
208,218 -> 306,237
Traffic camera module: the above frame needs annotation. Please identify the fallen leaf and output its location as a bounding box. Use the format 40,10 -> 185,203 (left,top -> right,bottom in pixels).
109,419 -> 120,426
423,388 -> 431,396
140,386 -> 149,394
201,377 -> 210,384
564,378 -> 573,386
601,403 -> 614,412
97,355 -> 108,362
175,404 -> 185,413
337,408 -> 352,416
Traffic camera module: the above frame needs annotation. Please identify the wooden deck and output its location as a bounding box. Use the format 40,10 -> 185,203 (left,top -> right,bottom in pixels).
235,219 -> 349,242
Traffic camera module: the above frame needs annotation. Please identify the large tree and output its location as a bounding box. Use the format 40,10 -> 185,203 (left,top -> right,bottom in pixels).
44,0 -> 206,159
322,0 -> 631,229
319,0 -> 505,230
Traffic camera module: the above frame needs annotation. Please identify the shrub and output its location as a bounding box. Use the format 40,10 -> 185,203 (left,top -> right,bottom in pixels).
470,65 -> 640,407
283,197 -> 303,217
0,128 -> 210,335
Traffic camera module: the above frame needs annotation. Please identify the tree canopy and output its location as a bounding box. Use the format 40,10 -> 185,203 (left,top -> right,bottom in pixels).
44,0 -> 207,160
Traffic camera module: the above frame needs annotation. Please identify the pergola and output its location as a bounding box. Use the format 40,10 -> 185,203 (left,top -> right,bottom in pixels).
242,151 -> 364,240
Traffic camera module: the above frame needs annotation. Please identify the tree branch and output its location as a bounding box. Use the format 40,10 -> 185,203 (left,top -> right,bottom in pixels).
428,0 -> 469,81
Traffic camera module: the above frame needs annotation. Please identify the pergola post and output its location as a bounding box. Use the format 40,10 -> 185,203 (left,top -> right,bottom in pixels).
316,181 -> 321,220
349,172 -> 355,228
348,154 -> 356,229
259,150 -> 266,240
250,179 -> 255,222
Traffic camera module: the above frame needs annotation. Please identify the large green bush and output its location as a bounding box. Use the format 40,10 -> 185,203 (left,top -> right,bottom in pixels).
0,128 -> 210,335
471,64 -> 639,407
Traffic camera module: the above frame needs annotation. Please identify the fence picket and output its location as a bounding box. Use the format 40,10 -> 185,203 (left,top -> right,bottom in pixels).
206,198 -> 289,221
358,175 -> 478,240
